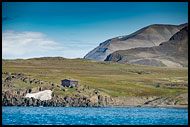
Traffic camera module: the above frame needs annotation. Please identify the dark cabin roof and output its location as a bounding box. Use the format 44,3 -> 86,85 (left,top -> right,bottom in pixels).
62,79 -> 78,82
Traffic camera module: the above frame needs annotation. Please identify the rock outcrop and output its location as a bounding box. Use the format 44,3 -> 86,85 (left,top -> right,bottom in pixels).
2,72 -> 56,88
2,88 -> 115,107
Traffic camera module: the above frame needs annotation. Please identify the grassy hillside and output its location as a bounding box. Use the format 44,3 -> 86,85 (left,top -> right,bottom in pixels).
2,57 -> 188,97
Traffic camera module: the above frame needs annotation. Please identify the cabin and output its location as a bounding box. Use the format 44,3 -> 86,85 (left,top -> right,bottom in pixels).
61,79 -> 78,88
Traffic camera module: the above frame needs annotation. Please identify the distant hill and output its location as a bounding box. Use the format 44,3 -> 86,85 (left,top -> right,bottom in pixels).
84,23 -> 187,61
105,26 -> 188,67
27,57 -> 66,60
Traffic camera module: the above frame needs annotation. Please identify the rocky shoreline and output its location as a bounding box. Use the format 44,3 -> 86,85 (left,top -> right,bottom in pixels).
2,89 -> 187,109
2,89 -> 116,107
2,72 -> 188,108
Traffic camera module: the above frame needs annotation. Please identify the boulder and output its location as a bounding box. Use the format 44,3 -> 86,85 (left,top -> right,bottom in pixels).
5,76 -> 12,81
2,72 -> 9,75
57,84 -> 63,88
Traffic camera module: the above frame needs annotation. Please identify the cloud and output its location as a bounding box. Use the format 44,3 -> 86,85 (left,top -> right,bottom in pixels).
2,30 -> 60,59
2,30 -> 97,59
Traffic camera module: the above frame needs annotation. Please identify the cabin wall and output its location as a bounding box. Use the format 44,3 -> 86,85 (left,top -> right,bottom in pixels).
61,80 -> 78,87
61,80 -> 70,87
70,81 -> 78,87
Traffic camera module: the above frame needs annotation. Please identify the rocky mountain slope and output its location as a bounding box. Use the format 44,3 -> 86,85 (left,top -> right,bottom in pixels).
105,26 -> 188,67
84,23 -> 187,61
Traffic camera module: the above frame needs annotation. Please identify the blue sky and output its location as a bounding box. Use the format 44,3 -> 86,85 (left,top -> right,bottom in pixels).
2,2 -> 188,59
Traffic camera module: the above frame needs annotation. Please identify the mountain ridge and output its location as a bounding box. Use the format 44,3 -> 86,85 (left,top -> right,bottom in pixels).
84,23 -> 187,61
105,26 -> 188,67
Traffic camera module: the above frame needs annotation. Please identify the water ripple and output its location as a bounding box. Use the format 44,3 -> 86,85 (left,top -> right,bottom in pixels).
2,107 -> 188,125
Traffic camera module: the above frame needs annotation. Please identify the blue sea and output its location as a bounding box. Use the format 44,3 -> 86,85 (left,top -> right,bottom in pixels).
2,107 -> 188,125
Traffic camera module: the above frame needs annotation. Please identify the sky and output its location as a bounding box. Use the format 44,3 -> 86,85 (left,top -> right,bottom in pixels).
2,2 -> 188,59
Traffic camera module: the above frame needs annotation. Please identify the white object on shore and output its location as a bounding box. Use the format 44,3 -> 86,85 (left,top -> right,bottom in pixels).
25,90 -> 52,101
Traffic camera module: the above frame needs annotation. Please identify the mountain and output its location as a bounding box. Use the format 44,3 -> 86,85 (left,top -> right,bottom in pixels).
84,23 -> 187,61
105,26 -> 188,67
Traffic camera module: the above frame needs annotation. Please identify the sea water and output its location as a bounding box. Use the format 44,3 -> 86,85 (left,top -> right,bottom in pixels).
2,107 -> 188,125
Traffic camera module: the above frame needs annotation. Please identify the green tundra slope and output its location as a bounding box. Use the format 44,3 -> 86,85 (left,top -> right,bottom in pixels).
2,57 -> 188,98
